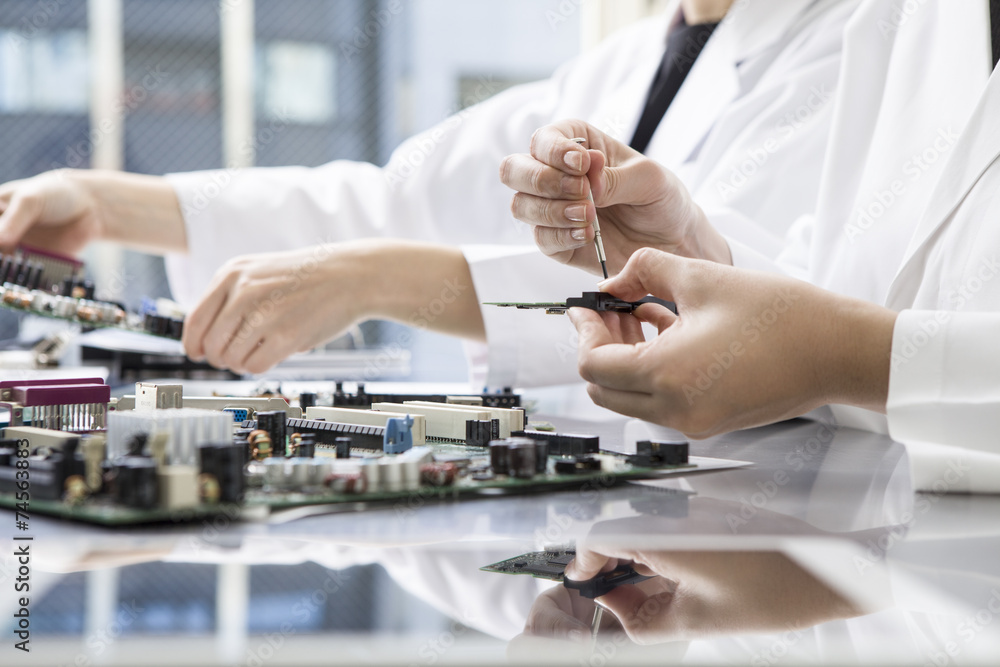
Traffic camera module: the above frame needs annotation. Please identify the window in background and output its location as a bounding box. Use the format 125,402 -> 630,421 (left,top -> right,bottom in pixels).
256,41 -> 336,124
0,29 -> 88,112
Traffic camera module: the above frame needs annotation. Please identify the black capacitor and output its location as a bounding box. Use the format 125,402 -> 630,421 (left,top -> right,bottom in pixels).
82,279 -> 95,300
167,318 -> 184,340
489,439 -> 510,475
116,457 -> 158,509
0,256 -> 11,283
507,438 -> 537,479
533,440 -> 549,474
466,419 -> 493,447
293,433 -> 316,458
256,411 -> 287,457
298,392 -> 317,411
334,436 -> 351,459
215,442 -> 246,502
14,260 -> 31,286
199,442 -> 246,502
26,263 -> 43,290
8,257 -> 25,285
61,276 -> 74,297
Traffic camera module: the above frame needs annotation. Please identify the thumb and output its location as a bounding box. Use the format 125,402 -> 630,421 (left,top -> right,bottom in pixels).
599,247 -> 688,303
564,547 -> 617,582
0,192 -> 42,250
593,154 -> 672,209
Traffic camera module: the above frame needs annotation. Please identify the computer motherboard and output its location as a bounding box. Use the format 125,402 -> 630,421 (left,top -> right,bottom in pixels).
0,380 -> 742,526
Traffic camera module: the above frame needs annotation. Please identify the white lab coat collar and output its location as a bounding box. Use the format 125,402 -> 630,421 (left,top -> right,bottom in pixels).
647,0 -> 821,166
886,65 -> 1000,309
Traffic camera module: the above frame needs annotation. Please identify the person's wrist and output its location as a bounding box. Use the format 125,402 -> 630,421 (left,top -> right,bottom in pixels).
824,295 -> 897,412
669,205 -> 732,264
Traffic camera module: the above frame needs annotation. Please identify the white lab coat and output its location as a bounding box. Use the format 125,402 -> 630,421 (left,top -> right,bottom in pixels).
729,0 -> 1000,492
163,0 -> 860,387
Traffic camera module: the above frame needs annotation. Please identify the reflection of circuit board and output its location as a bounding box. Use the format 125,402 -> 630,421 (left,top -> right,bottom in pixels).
481,548 -> 578,580
481,548 -> 654,597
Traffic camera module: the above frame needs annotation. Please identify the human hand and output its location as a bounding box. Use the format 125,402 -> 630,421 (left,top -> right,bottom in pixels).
568,248 -> 897,438
564,536 -> 865,644
499,120 -> 730,275
183,240 -> 484,373
0,169 -> 186,256
0,170 -> 103,255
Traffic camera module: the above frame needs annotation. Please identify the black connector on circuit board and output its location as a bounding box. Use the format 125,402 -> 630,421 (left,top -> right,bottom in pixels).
484,291 -> 677,315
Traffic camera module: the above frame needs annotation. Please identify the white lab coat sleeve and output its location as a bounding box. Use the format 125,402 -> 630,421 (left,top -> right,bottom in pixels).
162,74 -> 555,308
462,245 -> 595,388
886,309 -> 1000,493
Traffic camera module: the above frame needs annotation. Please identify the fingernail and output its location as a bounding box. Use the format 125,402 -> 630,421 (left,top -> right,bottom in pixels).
567,629 -> 587,644
565,204 -> 586,222
564,150 -> 583,171
570,228 -> 587,241
597,279 -> 611,290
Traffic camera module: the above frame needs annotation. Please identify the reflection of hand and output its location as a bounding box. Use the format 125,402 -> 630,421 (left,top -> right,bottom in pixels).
0,169 -> 185,255
568,248 -> 897,438
183,240 -> 484,373
498,120 -> 730,275
507,583 -> 632,662
565,544 -> 864,644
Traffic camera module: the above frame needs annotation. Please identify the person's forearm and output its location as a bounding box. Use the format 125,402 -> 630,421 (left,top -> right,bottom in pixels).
69,169 -> 187,254
822,293 -> 898,413
365,241 -> 486,342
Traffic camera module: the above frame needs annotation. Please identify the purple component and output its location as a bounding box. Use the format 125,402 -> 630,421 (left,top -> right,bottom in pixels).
1,377 -> 105,390
8,383 -> 111,407
11,384 -> 111,406
18,244 -> 84,269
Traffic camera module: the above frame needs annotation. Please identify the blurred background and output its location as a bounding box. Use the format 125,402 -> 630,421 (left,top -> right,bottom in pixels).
0,0 -> 665,382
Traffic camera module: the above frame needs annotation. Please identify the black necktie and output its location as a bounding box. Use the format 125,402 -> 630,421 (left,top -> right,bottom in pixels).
991,0 -> 1000,68
629,20 -> 719,154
